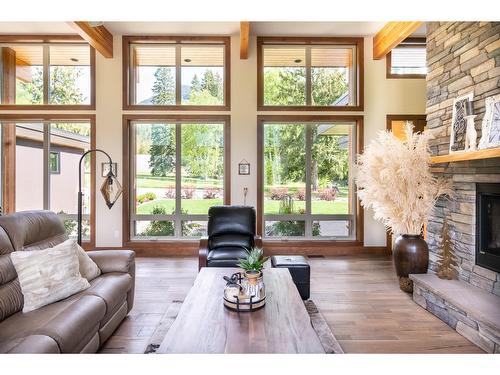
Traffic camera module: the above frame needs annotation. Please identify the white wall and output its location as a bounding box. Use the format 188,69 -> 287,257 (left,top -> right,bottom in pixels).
1,33 -> 426,248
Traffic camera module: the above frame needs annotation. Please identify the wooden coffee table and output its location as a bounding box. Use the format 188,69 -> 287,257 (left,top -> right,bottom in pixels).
157,267 -> 324,353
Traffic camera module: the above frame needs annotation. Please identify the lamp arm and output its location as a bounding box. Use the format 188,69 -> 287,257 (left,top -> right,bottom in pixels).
77,149 -> 114,246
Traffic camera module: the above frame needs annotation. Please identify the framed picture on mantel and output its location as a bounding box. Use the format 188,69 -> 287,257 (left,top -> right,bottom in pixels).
449,92 -> 473,153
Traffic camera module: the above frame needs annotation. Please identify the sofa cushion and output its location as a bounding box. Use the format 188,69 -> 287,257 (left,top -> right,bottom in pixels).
0,294 -> 105,353
83,273 -> 132,325
0,335 -> 60,354
10,241 -> 90,312
207,247 -> 249,267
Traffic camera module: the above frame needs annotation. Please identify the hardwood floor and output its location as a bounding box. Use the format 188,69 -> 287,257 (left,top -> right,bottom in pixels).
100,255 -> 483,354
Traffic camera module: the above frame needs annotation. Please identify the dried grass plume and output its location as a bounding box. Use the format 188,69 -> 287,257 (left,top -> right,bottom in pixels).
356,122 -> 453,235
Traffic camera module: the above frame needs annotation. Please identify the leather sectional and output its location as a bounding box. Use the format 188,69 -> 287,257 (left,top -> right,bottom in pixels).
0,211 -> 135,353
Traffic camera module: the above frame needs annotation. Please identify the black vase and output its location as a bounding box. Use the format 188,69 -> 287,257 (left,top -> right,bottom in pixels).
393,234 -> 429,292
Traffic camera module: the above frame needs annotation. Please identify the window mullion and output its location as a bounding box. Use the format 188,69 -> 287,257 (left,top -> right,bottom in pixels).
175,122 -> 182,237
305,46 -> 312,106
43,45 -> 49,105
130,123 -> 136,237
43,122 -> 50,210
175,45 -> 182,105
305,123 -> 312,237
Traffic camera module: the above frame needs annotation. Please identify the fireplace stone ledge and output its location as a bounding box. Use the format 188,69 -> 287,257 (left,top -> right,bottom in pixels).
410,273 -> 500,353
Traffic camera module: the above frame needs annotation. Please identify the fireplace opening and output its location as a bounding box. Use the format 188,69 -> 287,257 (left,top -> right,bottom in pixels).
476,183 -> 500,273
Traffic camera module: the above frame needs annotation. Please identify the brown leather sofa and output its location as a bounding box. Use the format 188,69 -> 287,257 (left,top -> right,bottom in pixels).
0,210 -> 135,353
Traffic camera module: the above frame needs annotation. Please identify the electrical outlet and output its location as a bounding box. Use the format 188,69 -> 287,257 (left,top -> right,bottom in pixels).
113,230 -> 120,239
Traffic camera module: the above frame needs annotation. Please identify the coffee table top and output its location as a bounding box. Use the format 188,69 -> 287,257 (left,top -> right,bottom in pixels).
157,267 -> 324,354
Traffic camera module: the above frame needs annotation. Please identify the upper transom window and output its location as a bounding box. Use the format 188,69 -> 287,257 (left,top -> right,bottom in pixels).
258,37 -> 364,111
0,39 -> 94,108
386,38 -> 427,78
124,36 -> 230,110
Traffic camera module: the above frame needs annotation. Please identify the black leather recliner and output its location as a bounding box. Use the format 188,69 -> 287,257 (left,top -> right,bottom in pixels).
199,206 -> 262,270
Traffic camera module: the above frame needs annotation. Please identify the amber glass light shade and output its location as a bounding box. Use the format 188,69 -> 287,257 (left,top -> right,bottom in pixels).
100,172 -> 123,209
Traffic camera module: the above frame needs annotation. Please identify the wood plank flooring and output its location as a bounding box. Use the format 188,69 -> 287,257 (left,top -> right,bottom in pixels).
100,255 -> 483,354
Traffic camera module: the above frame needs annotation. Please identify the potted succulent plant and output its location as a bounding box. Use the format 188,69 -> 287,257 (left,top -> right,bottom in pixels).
237,247 -> 269,285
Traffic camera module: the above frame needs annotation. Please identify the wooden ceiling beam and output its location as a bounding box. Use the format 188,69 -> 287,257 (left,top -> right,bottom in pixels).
67,22 -> 113,58
240,21 -> 250,59
373,22 -> 422,60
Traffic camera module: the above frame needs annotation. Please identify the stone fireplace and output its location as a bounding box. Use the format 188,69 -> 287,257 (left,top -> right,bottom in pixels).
410,21 -> 500,353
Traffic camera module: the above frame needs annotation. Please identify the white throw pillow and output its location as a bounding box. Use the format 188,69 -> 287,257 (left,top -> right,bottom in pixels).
11,241 -> 90,313
53,239 -> 101,281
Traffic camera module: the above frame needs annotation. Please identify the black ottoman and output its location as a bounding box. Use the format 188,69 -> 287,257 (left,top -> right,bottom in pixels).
271,255 -> 310,300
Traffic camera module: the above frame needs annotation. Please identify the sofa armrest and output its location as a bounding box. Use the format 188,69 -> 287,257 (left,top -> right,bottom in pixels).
199,236 -> 209,271
87,250 -> 135,275
254,235 -> 263,249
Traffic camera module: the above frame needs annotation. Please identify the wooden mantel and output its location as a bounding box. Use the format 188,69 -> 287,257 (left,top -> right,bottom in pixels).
431,148 -> 500,164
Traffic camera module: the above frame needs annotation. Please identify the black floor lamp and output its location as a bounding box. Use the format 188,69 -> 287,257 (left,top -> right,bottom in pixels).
78,149 -> 122,245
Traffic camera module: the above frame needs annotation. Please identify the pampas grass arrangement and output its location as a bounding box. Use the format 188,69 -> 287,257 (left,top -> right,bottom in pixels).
356,122 -> 452,236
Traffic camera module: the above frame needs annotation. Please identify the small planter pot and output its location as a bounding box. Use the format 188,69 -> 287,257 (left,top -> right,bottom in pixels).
244,270 -> 262,286
393,234 -> 429,293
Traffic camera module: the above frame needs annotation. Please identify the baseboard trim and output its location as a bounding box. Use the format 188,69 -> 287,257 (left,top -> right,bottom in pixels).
91,244 -> 389,257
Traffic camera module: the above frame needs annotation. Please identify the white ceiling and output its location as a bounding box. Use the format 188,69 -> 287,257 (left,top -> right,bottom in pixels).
0,21 -> 427,37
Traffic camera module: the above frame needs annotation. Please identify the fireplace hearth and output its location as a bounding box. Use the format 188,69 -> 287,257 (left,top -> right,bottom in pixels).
476,183 -> 500,274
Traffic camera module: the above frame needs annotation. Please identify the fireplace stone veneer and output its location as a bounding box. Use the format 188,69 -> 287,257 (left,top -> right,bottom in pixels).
416,21 -> 500,352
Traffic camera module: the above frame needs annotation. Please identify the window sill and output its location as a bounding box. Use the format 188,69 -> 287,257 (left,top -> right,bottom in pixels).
386,73 -> 426,79
0,104 -> 95,110
257,105 -> 364,112
123,104 -> 230,111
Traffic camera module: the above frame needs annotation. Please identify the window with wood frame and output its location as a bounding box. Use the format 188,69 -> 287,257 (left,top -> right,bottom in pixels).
123,36 -> 230,110
124,115 -> 230,242
257,116 -> 363,241
257,37 -> 364,111
0,37 -> 95,108
0,115 -> 96,248
386,38 -> 426,78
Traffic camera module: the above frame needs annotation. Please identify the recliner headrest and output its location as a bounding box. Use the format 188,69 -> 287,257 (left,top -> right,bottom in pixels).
207,206 -> 256,237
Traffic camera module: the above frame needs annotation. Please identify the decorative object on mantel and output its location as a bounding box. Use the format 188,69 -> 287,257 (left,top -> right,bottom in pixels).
356,122 -> 453,292
478,94 -> 500,150
464,100 -> 477,151
238,159 -> 250,175
450,92 -> 473,153
436,217 -> 458,280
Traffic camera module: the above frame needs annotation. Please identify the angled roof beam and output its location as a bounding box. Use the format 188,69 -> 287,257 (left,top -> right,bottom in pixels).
240,22 -> 250,59
373,22 -> 422,60
67,22 -> 113,58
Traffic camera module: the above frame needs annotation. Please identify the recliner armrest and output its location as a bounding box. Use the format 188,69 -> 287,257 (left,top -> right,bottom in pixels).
87,250 -> 135,275
199,236 -> 209,271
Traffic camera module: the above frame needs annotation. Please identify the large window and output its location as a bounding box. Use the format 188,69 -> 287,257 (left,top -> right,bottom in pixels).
0,116 -> 95,246
258,37 -> 363,111
386,38 -> 426,78
123,36 -> 230,110
125,116 -> 230,240
0,38 -> 95,108
258,116 -> 362,241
